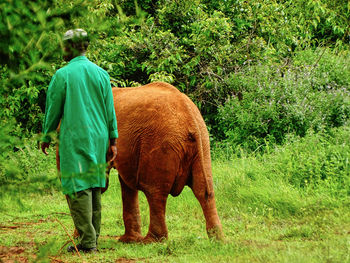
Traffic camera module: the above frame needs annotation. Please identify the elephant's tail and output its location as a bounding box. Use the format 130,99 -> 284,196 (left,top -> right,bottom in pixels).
191,130 -> 213,200
182,95 -> 214,200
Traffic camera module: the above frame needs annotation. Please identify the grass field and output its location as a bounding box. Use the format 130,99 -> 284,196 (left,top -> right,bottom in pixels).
1,127 -> 350,263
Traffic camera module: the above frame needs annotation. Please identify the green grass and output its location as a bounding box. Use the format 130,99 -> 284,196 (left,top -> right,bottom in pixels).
1,127 -> 350,262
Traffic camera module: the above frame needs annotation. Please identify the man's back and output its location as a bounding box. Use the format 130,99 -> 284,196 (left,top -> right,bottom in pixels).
43,55 -> 117,193
57,56 -> 111,140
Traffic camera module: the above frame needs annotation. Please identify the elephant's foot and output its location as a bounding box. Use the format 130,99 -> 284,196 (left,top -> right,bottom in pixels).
207,225 -> 225,241
118,233 -> 143,243
142,232 -> 167,243
143,192 -> 169,243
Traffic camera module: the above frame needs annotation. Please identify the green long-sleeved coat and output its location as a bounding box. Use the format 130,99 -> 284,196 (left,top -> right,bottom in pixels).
42,56 -> 118,194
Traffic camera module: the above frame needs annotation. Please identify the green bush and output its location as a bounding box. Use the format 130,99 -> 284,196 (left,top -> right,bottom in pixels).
217,48 -> 350,151
0,132 -> 59,195
264,126 -> 350,195
293,48 -> 350,90
0,121 -> 20,187
202,0 -> 349,53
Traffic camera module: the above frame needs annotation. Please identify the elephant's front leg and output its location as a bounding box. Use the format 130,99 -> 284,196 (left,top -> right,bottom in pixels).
143,192 -> 168,243
119,175 -> 143,243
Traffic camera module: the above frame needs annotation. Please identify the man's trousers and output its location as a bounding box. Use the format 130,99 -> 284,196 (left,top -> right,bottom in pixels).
66,188 -> 101,249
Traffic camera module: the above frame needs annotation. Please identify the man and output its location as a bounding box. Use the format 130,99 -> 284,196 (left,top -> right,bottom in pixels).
41,29 -> 118,253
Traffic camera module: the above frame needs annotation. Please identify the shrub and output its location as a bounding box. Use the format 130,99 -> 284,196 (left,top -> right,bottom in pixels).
217,48 -> 350,151
0,120 -> 20,187
264,126 -> 350,196
0,129 -> 59,195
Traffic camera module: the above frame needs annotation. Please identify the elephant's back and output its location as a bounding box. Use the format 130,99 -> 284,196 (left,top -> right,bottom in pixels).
112,82 -> 194,131
113,82 -> 182,112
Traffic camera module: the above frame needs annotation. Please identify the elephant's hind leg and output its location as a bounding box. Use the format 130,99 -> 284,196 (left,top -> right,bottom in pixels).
191,163 -> 224,241
143,192 -> 168,243
119,175 -> 143,243
195,192 -> 224,240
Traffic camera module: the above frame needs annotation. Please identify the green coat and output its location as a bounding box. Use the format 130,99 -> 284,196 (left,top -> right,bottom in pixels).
42,56 -> 118,194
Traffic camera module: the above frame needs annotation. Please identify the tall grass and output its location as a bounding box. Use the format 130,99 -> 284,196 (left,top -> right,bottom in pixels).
0,126 -> 349,262
213,125 -> 350,216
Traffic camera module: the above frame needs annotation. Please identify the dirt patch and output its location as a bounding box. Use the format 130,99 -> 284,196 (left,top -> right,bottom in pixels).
115,258 -> 139,263
0,219 -> 48,230
0,246 -> 28,263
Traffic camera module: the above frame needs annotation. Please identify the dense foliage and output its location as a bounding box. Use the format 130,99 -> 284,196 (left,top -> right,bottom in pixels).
217,49 -> 350,150
1,0 -> 349,149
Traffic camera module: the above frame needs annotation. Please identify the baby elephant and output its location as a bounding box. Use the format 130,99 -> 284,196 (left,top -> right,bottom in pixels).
108,82 -> 223,243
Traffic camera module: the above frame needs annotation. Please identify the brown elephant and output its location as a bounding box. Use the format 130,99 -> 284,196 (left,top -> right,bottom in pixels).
108,82 -> 223,243
57,82 -> 223,243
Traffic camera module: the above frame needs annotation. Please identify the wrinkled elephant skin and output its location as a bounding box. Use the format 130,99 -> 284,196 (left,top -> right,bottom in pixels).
109,82 -> 223,243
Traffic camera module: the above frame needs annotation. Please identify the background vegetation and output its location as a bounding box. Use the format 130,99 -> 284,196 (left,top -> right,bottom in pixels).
1,0 -> 349,262
1,0 -> 349,140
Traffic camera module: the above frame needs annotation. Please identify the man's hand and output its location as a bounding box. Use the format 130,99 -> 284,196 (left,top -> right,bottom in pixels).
109,145 -> 117,163
108,138 -> 117,163
41,142 -> 50,155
